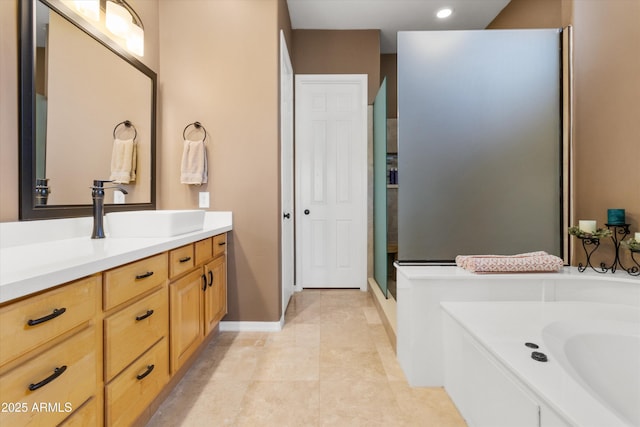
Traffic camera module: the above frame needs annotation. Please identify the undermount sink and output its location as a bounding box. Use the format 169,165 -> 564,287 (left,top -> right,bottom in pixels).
106,210 -> 205,238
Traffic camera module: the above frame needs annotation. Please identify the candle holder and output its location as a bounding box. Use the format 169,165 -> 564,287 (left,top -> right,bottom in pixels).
626,249 -> 640,276
621,239 -> 640,276
569,225 -> 640,276
568,226 -> 613,273
575,236 -> 608,273
603,224 -> 630,273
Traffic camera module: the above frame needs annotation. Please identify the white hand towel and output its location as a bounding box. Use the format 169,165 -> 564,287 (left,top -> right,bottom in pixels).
110,138 -> 137,184
180,139 -> 208,185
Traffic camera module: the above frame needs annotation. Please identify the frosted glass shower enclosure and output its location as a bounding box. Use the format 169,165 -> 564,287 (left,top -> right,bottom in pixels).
397,29 -> 565,263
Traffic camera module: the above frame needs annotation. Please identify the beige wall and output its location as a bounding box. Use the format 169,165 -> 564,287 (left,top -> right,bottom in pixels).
380,54 -> 397,118
292,29 -> 381,104
572,0 -> 640,267
158,0 -> 290,322
488,0 -> 567,28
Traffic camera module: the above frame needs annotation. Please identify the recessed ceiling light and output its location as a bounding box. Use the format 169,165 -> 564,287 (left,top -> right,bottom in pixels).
436,8 -> 453,19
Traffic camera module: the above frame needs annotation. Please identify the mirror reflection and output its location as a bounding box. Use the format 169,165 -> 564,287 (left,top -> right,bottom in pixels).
23,0 -> 156,217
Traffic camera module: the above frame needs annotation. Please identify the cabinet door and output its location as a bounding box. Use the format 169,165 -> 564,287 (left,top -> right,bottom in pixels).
203,256 -> 226,336
169,269 -> 204,373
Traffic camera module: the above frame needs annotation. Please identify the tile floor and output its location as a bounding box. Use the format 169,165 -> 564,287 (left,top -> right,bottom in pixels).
146,289 -> 467,427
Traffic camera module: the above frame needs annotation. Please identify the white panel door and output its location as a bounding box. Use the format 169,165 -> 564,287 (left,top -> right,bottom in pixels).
295,75 -> 367,290
280,31 -> 295,316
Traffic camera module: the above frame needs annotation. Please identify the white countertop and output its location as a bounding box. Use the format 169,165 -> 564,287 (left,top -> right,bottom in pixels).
0,212 -> 232,303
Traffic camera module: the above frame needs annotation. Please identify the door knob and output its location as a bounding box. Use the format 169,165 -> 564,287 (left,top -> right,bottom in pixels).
304,209 -> 310,215
283,213 -> 290,219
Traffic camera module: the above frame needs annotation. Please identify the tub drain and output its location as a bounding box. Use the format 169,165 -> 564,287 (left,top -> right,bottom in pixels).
531,351 -> 548,362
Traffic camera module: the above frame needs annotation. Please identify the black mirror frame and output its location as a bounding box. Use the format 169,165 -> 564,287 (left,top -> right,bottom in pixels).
19,0 -> 156,220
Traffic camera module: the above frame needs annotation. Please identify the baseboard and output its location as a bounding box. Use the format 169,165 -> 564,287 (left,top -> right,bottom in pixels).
219,317 -> 284,332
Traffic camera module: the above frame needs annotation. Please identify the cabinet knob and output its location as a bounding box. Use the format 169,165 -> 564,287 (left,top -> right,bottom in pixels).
304,209 -> 310,215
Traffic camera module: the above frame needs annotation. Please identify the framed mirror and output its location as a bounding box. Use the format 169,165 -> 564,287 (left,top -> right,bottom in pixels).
20,0 -> 156,220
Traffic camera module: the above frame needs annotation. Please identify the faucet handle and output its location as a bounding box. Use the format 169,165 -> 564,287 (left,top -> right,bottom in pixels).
92,179 -> 113,188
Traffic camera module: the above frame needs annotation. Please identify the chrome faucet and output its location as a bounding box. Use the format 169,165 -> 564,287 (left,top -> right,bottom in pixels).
91,180 -> 128,239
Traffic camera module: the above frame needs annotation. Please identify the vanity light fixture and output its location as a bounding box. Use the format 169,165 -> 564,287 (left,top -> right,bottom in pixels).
436,8 -> 453,19
105,0 -> 145,56
72,0 -> 100,22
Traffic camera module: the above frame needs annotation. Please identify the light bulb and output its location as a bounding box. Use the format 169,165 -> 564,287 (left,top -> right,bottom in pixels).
106,1 -> 132,37
127,24 -> 144,57
73,0 -> 99,22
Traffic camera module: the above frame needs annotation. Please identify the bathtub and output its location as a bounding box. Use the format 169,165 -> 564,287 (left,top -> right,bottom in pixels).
441,301 -> 640,427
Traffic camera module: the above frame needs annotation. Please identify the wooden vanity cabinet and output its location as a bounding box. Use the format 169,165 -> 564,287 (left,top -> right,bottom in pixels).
1,230 -> 228,426
0,275 -> 100,427
170,233 -> 227,373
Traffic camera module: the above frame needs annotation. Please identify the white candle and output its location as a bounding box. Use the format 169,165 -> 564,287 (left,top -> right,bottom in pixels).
635,232 -> 640,242
578,220 -> 597,234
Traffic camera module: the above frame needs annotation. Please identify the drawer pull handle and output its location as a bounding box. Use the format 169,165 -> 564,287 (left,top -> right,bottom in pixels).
135,271 -> 154,280
218,242 -> 226,246
208,270 -> 214,287
27,307 -> 66,326
135,309 -> 155,321
28,365 -> 67,391
179,256 -> 192,263
202,274 -> 207,291
136,364 -> 155,380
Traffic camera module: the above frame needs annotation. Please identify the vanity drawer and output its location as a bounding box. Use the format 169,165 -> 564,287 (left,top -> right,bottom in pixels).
104,253 -> 168,310
194,237 -> 213,265
213,233 -> 227,258
0,275 -> 98,368
104,286 -> 168,381
0,327 -> 97,427
106,337 -> 169,427
169,244 -> 195,278
59,397 -> 98,427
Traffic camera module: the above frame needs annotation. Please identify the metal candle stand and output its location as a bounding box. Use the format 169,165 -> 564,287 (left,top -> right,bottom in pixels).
575,224 -> 639,276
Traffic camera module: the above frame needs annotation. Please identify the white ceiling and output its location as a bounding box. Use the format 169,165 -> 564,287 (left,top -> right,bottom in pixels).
287,0 -> 511,53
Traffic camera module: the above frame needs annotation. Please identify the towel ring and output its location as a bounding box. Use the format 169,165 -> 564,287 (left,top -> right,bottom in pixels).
113,120 -> 137,140
183,121 -> 207,142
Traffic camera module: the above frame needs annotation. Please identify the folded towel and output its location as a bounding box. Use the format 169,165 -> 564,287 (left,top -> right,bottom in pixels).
180,139 -> 208,185
456,251 -> 563,273
110,138 -> 137,184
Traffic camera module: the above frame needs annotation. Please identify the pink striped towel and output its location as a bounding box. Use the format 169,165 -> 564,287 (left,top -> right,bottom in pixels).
455,251 -> 564,273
